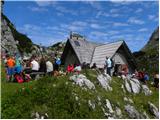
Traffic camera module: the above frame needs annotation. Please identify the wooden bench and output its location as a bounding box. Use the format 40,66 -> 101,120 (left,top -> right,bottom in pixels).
30,72 -> 46,80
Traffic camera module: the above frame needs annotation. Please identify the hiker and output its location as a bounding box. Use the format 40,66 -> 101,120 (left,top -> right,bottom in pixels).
30,56 -> 40,79
144,73 -> 149,84
91,63 -> 97,69
39,57 -> 47,74
67,64 -> 74,74
14,56 -> 22,74
105,56 -> 112,76
153,73 -> 159,88
54,57 -> 61,72
120,65 -> 129,76
74,64 -> 82,74
6,55 -> 15,82
53,56 -> 61,76
46,58 -> 53,75
137,71 -> 145,82
23,58 -> 32,74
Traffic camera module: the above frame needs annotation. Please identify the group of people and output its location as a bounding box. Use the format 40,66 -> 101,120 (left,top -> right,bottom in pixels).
3,54 -> 159,88
105,56 -> 159,88
3,54 -> 61,82
133,70 -> 159,88
67,64 -> 82,74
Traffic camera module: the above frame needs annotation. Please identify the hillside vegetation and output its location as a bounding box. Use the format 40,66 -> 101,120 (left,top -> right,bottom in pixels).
1,67 -> 159,119
133,27 -> 159,74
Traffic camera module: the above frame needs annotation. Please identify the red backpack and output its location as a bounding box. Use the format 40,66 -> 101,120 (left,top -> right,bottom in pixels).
138,72 -> 145,79
15,74 -> 24,83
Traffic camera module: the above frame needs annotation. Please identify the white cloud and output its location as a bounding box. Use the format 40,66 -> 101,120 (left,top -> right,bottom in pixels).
138,28 -> 148,32
135,8 -> 143,13
55,6 -> 78,16
34,1 -> 56,7
110,8 -> 119,13
113,22 -> 129,27
28,6 -> 48,12
84,1 -> 102,10
109,0 -> 139,3
96,11 -> 109,18
57,12 -> 64,16
59,21 -> 88,32
111,14 -> 120,17
90,23 -> 103,29
148,15 -> 158,22
17,24 -> 68,46
107,30 -> 120,35
72,21 -> 87,26
128,17 -> 145,25
90,31 -> 108,37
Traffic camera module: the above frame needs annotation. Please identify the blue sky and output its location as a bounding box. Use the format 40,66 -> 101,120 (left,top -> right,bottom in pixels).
3,0 -> 159,52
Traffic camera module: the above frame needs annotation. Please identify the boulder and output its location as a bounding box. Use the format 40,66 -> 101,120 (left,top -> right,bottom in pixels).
125,104 -> 141,119
121,84 -> 126,93
129,78 -> 141,94
97,74 -> 112,91
142,111 -> 150,119
124,79 -> 132,93
70,74 -> 95,89
121,75 -> 126,80
148,102 -> 159,118
142,85 -> 152,96
115,107 -> 122,118
88,100 -> 95,109
83,79 -> 95,90
105,99 -> 114,113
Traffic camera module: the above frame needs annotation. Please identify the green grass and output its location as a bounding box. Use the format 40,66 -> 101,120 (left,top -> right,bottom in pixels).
1,66 -> 159,119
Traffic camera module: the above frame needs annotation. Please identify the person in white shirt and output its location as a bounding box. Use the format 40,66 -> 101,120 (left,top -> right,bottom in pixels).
105,56 -> 112,76
31,59 -> 39,72
46,59 -> 53,75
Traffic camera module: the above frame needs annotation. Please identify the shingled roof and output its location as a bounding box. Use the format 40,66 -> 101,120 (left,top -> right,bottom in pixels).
69,39 -> 101,64
91,41 -> 124,68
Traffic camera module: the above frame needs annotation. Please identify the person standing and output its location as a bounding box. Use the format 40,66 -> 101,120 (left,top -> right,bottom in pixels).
6,55 -> 15,82
30,56 -> 40,79
15,56 -> 22,74
46,58 -> 53,75
39,57 -> 47,73
31,57 -> 40,72
105,56 -> 112,76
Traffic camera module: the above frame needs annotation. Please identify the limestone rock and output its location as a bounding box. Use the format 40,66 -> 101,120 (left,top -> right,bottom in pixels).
129,78 -> 141,94
115,107 -> 122,118
142,85 -> 152,96
97,74 -> 112,91
70,74 -> 95,89
88,100 -> 95,109
105,99 -> 114,113
148,101 -> 159,118
125,104 -> 141,119
124,79 -> 132,93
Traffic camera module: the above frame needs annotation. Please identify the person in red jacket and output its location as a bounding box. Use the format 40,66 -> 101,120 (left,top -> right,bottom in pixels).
67,64 -> 74,74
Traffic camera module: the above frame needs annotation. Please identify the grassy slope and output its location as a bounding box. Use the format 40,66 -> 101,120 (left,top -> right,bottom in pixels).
1,66 -> 159,119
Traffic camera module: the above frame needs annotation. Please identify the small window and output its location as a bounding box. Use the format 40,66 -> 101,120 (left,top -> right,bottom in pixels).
74,41 -> 80,46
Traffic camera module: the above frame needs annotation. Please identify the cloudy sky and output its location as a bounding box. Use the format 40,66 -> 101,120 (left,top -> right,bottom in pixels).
3,0 -> 159,52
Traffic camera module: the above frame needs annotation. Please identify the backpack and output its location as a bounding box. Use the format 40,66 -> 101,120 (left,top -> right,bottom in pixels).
138,72 -> 145,80
56,58 -> 61,65
14,74 -> 24,83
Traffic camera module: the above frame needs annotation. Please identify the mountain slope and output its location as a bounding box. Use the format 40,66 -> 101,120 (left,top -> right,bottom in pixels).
1,69 -> 159,119
133,27 -> 159,74
1,13 -> 37,56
